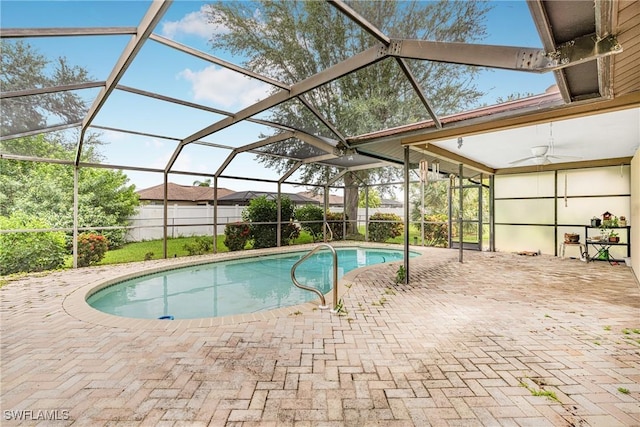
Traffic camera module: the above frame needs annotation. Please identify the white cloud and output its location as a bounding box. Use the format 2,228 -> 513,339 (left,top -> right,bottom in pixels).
144,138 -> 165,149
178,65 -> 272,109
161,5 -> 223,40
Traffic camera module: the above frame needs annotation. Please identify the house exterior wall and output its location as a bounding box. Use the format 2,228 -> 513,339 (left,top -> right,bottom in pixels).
494,165 -> 632,260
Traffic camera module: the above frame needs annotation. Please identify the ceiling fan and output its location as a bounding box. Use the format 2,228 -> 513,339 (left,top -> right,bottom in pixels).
509,123 -> 580,166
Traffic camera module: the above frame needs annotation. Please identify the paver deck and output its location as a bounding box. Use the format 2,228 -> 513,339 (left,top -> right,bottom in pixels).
1,245 -> 639,426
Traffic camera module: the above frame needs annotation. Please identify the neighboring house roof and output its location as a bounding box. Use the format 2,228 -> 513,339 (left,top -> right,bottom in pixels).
217,191 -> 319,205
380,198 -> 403,207
297,191 -> 343,206
137,183 -> 235,203
297,192 -> 402,207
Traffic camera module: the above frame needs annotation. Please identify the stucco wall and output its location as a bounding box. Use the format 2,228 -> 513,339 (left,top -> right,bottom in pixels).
495,165 -> 632,260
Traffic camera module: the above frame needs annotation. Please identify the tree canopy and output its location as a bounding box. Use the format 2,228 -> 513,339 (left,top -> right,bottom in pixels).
1,40 -> 90,136
0,41 -> 139,249
207,1 -> 492,231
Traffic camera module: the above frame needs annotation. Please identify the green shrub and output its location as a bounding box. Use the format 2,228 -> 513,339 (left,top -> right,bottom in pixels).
0,212 -> 66,275
295,204 -> 324,241
325,211 -> 347,240
183,236 -> 214,256
77,233 -> 109,267
243,196 -> 299,249
224,223 -> 250,251
422,214 -> 448,247
368,212 -> 403,242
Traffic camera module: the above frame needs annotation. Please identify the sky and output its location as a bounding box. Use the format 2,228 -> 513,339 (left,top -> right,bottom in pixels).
1,0 -> 555,195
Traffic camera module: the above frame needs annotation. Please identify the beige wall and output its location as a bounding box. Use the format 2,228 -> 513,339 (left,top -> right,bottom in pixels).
495,165 -> 632,260
631,148 -> 640,281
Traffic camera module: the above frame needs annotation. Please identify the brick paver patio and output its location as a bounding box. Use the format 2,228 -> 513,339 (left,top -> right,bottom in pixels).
1,246 -> 639,426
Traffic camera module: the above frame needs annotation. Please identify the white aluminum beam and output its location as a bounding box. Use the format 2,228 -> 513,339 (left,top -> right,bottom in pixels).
1,81 -> 105,99
0,27 -> 137,38
149,33 -> 289,90
181,44 -> 386,145
0,122 -> 80,141
395,35 -> 621,73
327,0 -> 391,45
76,0 -> 172,165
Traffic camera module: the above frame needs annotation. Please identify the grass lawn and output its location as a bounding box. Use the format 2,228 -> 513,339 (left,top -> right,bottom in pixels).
92,231 -> 316,266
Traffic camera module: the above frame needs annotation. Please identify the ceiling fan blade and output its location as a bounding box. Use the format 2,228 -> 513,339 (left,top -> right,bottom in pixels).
547,155 -> 582,161
509,156 -> 537,165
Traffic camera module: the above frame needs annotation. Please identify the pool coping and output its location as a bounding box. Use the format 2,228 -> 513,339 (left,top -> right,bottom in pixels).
62,242 -> 425,330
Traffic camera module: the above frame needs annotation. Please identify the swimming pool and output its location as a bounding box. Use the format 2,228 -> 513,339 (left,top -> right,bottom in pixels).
87,247 -> 418,320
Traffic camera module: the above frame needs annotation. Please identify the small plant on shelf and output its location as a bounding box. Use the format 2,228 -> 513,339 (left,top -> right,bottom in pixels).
608,231 -> 619,243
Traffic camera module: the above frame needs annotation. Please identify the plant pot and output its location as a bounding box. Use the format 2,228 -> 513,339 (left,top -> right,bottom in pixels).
590,219 -> 601,227
564,233 -> 579,243
609,237 -> 619,243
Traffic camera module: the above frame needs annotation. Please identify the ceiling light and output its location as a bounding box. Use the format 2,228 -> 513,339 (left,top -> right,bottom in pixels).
531,145 -> 548,157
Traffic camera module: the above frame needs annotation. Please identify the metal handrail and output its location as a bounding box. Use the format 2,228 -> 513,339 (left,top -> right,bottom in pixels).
323,221 -> 334,242
290,243 -> 338,311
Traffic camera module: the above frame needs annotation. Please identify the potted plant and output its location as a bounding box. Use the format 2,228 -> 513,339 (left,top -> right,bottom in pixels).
590,216 -> 601,227
608,231 -> 619,243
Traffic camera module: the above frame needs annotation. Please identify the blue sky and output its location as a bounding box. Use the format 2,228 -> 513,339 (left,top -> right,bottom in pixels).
2,0 -> 555,193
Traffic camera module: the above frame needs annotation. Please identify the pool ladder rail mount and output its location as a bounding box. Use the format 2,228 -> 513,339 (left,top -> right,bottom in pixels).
290,243 -> 339,313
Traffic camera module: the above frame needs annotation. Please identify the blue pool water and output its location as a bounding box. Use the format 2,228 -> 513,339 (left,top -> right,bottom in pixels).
87,247 -> 417,320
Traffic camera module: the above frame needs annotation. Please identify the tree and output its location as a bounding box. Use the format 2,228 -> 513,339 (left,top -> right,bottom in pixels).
0,42 -> 139,249
1,40 -> 90,136
359,188 -> 381,208
242,196 -> 299,248
207,1 -> 491,234
193,178 -> 212,187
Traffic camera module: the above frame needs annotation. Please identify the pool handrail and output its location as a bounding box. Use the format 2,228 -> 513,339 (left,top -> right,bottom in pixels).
323,221 -> 333,242
290,243 -> 338,311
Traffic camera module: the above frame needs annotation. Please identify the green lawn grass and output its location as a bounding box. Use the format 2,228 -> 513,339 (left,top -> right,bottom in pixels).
92,231 -> 316,266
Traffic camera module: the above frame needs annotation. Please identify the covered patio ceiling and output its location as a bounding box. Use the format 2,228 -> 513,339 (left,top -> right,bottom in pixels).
1,0 -> 638,185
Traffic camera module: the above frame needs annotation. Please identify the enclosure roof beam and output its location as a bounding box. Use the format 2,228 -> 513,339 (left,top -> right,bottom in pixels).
393,34 -> 622,72
1,81 -> 106,99
0,122 -> 80,142
395,58 -> 442,128
76,0 -> 172,165
527,0 -> 572,102
236,132 -> 295,154
181,44 -> 387,145
294,132 -> 338,154
212,132 -> 295,178
303,153 -> 338,164
346,161 -> 390,172
149,34 -> 289,90
297,95 -> 347,143
279,161 -> 303,183
417,144 -> 495,175
327,0 -> 391,46
326,169 -> 349,186
0,27 -> 137,38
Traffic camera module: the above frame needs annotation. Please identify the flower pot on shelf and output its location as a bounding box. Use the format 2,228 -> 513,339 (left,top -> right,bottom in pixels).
609,236 -> 620,243
564,233 -> 579,243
